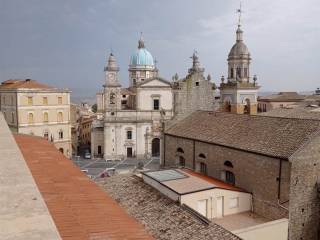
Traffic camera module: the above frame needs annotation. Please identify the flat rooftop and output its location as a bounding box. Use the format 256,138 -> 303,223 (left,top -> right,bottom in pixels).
143,169 -> 246,195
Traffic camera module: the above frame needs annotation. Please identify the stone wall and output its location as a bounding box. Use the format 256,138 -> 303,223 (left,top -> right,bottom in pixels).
174,71 -> 215,121
164,134 -> 290,220
288,134 -> 320,240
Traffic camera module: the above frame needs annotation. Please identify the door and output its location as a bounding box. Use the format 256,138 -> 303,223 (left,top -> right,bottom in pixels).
127,147 -> 133,158
216,196 -> 224,218
197,199 -> 208,217
151,138 -> 160,157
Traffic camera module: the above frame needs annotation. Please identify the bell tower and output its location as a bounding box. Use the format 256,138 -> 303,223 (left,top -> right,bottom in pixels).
104,53 -> 121,112
219,4 -> 260,115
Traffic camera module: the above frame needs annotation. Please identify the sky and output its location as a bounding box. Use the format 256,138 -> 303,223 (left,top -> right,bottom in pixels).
0,0 -> 319,98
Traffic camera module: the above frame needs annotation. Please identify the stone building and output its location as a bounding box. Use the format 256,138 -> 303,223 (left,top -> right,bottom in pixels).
162,111 -> 320,240
172,52 -> 216,121
219,23 -> 259,115
258,92 -> 305,113
0,79 -> 72,156
92,37 -> 216,160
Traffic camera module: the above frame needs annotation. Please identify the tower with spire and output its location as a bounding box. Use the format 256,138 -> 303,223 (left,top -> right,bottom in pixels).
104,52 -> 121,112
219,4 -> 260,115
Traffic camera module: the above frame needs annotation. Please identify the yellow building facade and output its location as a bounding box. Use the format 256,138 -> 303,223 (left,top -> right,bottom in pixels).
0,79 -> 71,157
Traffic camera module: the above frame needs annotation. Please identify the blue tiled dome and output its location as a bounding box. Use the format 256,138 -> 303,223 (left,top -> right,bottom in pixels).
130,38 -> 154,66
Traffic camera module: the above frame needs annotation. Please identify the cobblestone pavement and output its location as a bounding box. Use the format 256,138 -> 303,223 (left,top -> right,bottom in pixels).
97,174 -> 240,240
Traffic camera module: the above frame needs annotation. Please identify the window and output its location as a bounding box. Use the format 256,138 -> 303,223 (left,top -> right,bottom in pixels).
11,96 -> 13,105
110,92 -> 115,104
11,112 -> 14,123
230,68 -> 234,78
43,97 -> 48,105
58,97 -> 62,104
141,78 -> 145,81
59,130 -> 63,139
236,67 -> 241,78
153,99 -> 159,110
127,130 -> 132,140
133,79 -> 136,85
199,153 -> 206,158
177,147 -> 184,153
98,145 -> 102,155
200,162 -> 207,175
44,131 -> 49,140
122,95 -> 126,98
43,112 -> 49,122
195,82 -> 199,86
28,113 -> 34,124
179,156 -> 185,167
229,197 -> 239,209
226,171 -> 235,185
59,148 -> 64,154
57,112 -> 63,122
28,97 -> 33,106
244,68 -> 248,78
224,161 -> 233,168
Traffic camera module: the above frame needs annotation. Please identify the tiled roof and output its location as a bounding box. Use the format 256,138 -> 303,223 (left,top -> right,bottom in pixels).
165,111 -> 320,159
98,174 -> 240,240
181,169 -> 247,193
0,79 -> 54,89
260,106 -> 320,120
14,134 -> 153,240
258,92 -> 305,102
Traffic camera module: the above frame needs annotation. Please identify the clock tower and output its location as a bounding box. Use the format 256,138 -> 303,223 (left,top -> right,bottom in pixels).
104,53 -> 121,111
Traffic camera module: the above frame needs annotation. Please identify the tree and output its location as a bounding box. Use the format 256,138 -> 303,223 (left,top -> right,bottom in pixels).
91,103 -> 97,113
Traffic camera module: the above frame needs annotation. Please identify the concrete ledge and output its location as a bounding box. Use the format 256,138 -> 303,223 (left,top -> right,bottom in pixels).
0,112 -> 61,240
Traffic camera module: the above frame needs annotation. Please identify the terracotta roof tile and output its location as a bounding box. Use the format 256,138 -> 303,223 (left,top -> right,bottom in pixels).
181,169 -> 247,192
14,134 -> 154,240
0,79 -> 54,89
165,111 -> 320,159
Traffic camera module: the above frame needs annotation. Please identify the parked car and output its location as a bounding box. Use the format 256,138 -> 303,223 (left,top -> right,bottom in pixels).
84,152 -> 91,159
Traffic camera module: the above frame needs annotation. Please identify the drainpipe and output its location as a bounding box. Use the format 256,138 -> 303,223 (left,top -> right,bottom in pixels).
277,159 -> 289,211
193,140 -> 195,170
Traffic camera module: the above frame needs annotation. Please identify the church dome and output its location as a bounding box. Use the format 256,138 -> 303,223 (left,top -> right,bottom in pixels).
130,38 -> 154,66
228,41 -> 250,58
228,26 -> 250,59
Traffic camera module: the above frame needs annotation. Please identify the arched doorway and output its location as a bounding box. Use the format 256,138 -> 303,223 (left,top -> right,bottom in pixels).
151,138 -> 160,157
244,99 -> 251,114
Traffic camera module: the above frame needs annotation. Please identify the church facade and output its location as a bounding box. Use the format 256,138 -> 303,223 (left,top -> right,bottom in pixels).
92,20 -> 259,160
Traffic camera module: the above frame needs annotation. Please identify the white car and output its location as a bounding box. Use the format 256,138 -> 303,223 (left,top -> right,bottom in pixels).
84,152 -> 91,159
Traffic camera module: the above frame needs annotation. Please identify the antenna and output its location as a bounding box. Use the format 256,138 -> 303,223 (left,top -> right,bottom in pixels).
237,2 -> 242,26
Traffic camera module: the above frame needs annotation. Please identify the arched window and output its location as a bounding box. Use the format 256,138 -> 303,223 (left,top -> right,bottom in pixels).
224,161 -> 233,168
28,113 -> 34,124
236,67 -> 241,79
200,162 -> 207,175
199,153 -> 206,158
43,112 -> 48,122
225,100 -> 231,112
179,156 -> 185,167
177,147 -> 184,153
57,112 -> 63,122
244,99 -> 250,114
226,171 -> 235,185
58,130 -> 63,139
